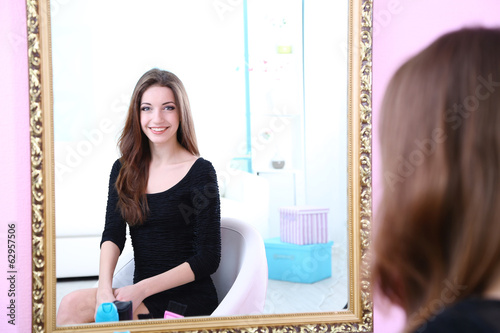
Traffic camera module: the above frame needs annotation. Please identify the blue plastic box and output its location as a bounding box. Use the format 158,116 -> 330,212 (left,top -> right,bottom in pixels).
264,237 -> 333,283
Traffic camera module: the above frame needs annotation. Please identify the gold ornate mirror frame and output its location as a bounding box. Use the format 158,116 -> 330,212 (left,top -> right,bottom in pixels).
28,0 -> 373,332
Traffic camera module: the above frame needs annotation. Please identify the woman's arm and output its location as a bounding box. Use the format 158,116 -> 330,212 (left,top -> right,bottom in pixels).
185,161 -> 221,278
97,241 -> 121,295
113,262 -> 195,310
95,241 -> 121,316
96,160 -> 127,314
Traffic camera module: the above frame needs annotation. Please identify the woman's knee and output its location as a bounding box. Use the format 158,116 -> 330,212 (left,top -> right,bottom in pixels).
60,289 -> 90,308
57,289 -> 96,324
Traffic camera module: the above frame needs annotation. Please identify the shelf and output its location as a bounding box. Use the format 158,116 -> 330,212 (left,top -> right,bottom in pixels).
256,168 -> 300,175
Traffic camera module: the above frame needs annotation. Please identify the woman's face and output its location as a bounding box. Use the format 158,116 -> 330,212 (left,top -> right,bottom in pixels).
139,85 -> 180,147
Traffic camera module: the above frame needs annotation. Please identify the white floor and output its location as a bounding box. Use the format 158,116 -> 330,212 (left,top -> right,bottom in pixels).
262,242 -> 348,314
56,243 -> 348,315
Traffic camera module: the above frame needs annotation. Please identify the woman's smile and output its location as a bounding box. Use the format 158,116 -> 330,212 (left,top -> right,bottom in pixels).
149,127 -> 168,134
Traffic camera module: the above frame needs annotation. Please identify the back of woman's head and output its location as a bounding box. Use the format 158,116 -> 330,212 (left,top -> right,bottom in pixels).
374,27 -> 500,331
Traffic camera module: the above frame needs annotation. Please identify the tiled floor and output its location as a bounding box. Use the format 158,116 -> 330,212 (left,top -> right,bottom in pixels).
56,243 -> 348,315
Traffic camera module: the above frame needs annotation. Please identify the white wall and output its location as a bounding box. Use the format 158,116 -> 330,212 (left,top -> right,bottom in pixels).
304,0 -> 348,247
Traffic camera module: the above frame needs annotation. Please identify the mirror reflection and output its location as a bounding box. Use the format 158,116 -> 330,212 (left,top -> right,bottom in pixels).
52,0 -> 349,324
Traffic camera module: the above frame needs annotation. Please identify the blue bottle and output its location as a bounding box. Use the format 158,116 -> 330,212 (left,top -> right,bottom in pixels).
95,302 -> 119,323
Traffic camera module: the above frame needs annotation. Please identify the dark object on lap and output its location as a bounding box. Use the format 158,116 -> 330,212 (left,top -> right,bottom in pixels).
113,300 -> 133,321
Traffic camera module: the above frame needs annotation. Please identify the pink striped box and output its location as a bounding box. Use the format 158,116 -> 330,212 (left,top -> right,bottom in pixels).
279,206 -> 329,245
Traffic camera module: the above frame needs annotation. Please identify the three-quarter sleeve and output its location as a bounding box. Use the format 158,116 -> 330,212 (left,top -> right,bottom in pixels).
186,161 -> 221,279
100,159 -> 127,253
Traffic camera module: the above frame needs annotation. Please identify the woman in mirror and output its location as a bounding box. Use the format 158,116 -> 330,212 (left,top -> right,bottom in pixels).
57,69 -> 221,324
373,27 -> 500,332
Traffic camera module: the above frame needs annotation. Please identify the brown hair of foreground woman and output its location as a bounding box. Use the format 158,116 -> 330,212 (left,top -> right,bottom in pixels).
373,27 -> 500,332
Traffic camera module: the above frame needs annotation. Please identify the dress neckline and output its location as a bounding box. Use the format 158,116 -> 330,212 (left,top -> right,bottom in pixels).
146,157 -> 202,196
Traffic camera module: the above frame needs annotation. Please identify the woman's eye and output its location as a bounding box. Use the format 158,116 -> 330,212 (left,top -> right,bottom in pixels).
141,106 -> 151,111
165,106 -> 175,111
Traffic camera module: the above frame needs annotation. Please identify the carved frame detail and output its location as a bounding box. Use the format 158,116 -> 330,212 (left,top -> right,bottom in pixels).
28,0 -> 373,332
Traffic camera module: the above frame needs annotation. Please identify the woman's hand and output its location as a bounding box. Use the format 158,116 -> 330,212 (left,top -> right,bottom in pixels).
95,287 -> 116,319
114,284 -> 147,313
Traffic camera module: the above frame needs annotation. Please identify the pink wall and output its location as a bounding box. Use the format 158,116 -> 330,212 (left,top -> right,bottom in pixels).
372,0 -> 500,332
1,0 -> 500,332
0,0 -> 32,332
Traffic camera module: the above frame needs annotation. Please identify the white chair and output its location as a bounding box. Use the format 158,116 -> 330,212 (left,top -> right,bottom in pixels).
110,217 -> 268,316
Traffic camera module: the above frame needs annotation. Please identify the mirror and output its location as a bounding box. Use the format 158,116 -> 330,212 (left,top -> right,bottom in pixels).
28,0 -> 373,331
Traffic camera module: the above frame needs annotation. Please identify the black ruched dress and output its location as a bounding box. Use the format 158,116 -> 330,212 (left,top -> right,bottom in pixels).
100,157 -> 221,318
415,297 -> 500,332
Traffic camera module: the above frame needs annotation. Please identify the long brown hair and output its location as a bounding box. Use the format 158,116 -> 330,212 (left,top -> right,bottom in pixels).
373,27 -> 500,332
116,69 -> 199,226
